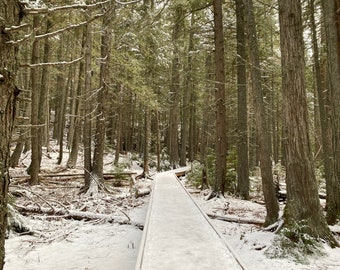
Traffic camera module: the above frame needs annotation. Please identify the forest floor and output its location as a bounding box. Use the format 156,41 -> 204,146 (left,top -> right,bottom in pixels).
4,145 -> 340,270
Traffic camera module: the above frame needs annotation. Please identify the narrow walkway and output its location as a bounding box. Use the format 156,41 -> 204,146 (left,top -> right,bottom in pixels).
135,171 -> 246,270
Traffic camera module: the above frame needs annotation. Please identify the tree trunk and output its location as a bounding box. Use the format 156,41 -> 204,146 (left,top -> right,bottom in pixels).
278,0 -> 337,246
67,29 -> 85,169
244,0 -> 279,226
180,13 -> 195,167
39,19 -> 52,153
83,14 -> 93,190
322,0 -> 340,225
28,16 -> 41,186
169,4 -> 184,168
236,0 -> 250,200
309,0 -> 333,224
92,7 -> 112,181
0,1 -> 21,267
213,0 -> 227,194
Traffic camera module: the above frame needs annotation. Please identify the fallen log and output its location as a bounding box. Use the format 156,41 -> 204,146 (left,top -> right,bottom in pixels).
15,204 -> 144,230
207,212 -> 264,226
10,172 -> 137,186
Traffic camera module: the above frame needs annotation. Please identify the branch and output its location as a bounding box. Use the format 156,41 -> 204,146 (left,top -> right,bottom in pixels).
20,56 -> 83,68
115,0 -> 141,4
35,13 -> 104,40
22,0 -> 111,14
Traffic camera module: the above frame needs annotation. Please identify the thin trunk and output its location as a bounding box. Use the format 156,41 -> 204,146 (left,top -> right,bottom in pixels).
83,14 -> 93,189
169,5 -> 184,168
92,8 -> 112,180
309,0 -> 333,223
213,0 -> 227,194
28,16 -> 41,185
67,29 -> 85,169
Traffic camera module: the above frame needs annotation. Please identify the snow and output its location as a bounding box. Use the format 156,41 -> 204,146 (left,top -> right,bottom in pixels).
5,145 -> 340,270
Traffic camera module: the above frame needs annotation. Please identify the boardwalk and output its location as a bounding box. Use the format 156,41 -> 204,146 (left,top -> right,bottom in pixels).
135,171 -> 246,270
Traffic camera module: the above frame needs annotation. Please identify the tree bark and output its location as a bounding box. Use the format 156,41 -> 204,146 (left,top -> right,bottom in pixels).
278,0 -> 337,246
322,0 -> 340,225
169,4 -> 184,168
83,14 -> 93,190
235,0 -> 250,200
28,16 -> 41,186
309,0 -> 333,224
0,1 -> 22,267
92,6 -> 112,181
212,0 -> 227,194
244,0 -> 279,226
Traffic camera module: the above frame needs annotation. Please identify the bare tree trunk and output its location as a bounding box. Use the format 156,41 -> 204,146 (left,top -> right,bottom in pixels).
236,0 -> 249,200
322,0 -> 340,225
92,7 -> 112,180
83,14 -> 93,190
67,29 -> 85,169
0,1 -> 21,267
39,19 -> 52,154
28,16 -> 41,185
114,84 -> 123,165
309,0 -> 333,223
213,0 -> 227,194
279,0 -> 337,246
244,0 -> 279,226
180,13 -> 195,167
169,4 -> 184,168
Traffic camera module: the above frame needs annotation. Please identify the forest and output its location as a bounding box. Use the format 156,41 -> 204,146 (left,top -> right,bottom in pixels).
1,0 -> 340,269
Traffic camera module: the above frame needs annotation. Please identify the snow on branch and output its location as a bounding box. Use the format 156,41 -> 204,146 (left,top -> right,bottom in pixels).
115,0 -> 141,5
21,0 -> 111,14
20,56 -> 83,68
35,12 -> 104,40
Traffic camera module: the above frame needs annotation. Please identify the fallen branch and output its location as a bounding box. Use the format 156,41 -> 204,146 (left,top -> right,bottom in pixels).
15,204 -> 144,230
207,213 -> 264,226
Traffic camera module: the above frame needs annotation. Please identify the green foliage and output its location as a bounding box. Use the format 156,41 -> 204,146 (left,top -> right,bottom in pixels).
160,147 -> 172,171
265,221 -> 325,264
186,147 -> 238,193
186,160 -> 204,188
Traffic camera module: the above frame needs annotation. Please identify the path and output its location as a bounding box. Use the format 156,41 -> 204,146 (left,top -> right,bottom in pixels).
135,170 -> 246,270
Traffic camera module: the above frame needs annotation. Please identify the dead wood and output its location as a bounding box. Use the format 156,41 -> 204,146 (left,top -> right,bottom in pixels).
207,212 -> 264,226
15,204 -> 144,230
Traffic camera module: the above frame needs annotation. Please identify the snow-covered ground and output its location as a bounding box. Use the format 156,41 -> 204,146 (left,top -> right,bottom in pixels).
5,146 -> 340,269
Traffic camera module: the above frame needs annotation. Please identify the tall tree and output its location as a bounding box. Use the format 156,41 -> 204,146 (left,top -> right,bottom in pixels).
0,0 -> 22,267
235,0 -> 249,200
244,0 -> 279,225
309,0 -> 333,224
212,0 -> 227,194
168,4 -> 184,168
278,0 -> 337,246
322,0 -> 340,225
28,15 -> 41,185
83,11 -> 93,191
92,5 -> 113,181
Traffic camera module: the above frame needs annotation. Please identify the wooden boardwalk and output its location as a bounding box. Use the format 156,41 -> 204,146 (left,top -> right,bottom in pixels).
135,170 -> 246,270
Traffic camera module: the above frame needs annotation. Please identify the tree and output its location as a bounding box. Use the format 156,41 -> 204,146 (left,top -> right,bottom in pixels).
0,1 -> 22,268
322,0 -> 340,225
92,4 -> 113,181
168,4 -> 185,168
28,15 -> 41,185
212,0 -> 227,195
235,0 -> 249,200
278,0 -> 337,246
244,0 -> 279,225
